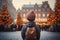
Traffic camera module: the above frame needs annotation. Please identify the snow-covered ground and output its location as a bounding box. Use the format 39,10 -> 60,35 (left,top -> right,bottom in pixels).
0,31 -> 60,40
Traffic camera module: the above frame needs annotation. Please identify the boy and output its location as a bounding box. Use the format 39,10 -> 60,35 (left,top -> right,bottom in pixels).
21,11 -> 40,40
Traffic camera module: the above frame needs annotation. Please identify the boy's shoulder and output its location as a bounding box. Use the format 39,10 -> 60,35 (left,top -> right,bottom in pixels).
21,24 -> 28,31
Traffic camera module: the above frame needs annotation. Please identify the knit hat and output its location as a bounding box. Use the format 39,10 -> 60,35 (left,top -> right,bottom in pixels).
26,11 -> 35,21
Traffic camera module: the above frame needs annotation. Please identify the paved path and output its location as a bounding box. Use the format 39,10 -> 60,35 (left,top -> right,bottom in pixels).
0,31 -> 60,40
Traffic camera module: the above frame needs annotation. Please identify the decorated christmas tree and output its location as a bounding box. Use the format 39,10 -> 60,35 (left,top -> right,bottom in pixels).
16,11 -> 23,26
48,12 -> 56,25
0,11 -> 4,24
55,0 -> 60,26
1,4 -> 12,25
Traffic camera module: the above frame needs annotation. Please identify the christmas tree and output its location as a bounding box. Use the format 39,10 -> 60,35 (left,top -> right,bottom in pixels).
16,11 -> 23,26
55,0 -> 60,26
1,4 -> 12,25
48,12 -> 56,25
0,11 -> 4,24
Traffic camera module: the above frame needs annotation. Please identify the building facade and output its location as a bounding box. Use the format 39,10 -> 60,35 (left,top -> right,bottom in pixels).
21,3 -> 42,23
20,1 -> 53,25
21,3 -> 42,18
40,1 -> 53,25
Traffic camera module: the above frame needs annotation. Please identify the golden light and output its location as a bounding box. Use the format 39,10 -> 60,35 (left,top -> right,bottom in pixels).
23,14 -> 26,17
35,14 -> 37,18
47,14 -> 49,17
14,19 -> 17,23
40,18 -> 48,22
43,14 -> 45,17
38,14 -> 41,17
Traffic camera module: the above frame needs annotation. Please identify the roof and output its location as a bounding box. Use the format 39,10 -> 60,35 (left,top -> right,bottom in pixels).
22,4 -> 42,9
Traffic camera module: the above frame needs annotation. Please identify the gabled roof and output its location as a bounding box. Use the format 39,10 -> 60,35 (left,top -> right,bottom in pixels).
41,1 -> 53,13
22,4 -> 42,9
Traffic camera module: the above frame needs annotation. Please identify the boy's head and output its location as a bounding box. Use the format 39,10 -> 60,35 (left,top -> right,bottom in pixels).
26,11 -> 35,21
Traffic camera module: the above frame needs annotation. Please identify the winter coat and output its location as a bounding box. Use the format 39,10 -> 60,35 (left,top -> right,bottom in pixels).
21,21 -> 41,40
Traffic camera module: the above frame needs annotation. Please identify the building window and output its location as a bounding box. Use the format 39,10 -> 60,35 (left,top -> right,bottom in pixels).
42,14 -> 45,17
47,14 -> 49,17
38,9 -> 41,11
36,14 -> 37,18
38,14 -> 41,17
35,9 -> 37,11
40,18 -> 48,22
23,13 -> 26,18
27,9 -> 28,11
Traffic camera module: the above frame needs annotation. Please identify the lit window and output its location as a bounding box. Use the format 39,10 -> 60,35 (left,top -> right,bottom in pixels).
40,18 -> 48,22
35,9 -> 37,11
27,9 -> 28,11
43,14 -> 45,17
38,9 -> 41,11
38,14 -> 41,17
36,14 -> 37,17
23,14 -> 26,18
47,14 -> 49,17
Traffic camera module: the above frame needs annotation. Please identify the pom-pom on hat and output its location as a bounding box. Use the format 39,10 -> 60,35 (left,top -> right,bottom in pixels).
26,11 -> 35,21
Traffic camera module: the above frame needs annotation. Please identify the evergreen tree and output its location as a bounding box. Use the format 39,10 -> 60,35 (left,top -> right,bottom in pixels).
16,12 -> 23,26
55,0 -> 60,26
0,11 -> 4,24
1,4 -> 12,25
48,12 -> 56,25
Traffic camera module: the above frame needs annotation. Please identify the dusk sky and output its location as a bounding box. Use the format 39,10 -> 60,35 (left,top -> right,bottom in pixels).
12,0 -> 56,10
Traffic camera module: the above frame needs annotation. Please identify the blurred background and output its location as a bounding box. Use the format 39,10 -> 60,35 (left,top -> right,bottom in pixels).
0,0 -> 60,40
0,0 -> 60,32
